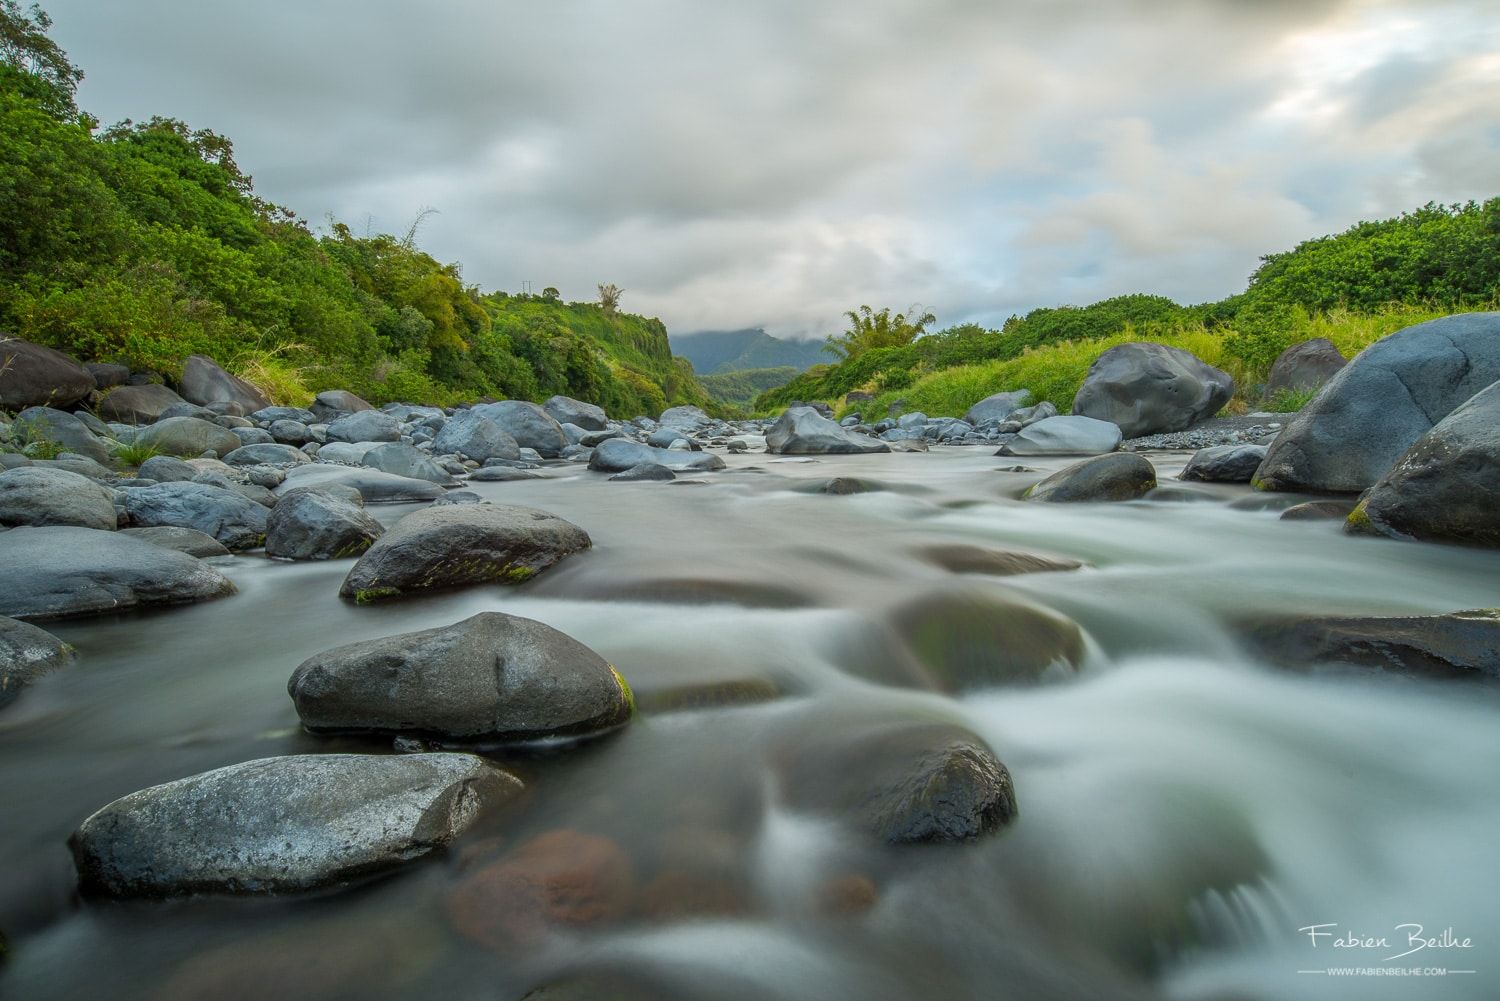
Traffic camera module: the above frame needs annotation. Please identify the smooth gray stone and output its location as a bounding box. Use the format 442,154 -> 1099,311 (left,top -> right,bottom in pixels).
999,416 -> 1122,456
224,443 -> 312,467
250,406 -> 317,424
265,485 -> 384,561
1179,443 -> 1269,483
0,339 -> 93,411
12,407 -> 113,464
230,426 -> 275,446
85,362 -> 130,391
962,391 -> 1032,425
469,401 -> 567,457
765,407 -> 889,455
466,466 -> 542,482
97,383 -> 186,424
177,355 -> 270,413
587,438 -> 726,473
609,463 -> 675,482
276,464 -> 445,504
360,442 -> 459,486
119,525 -> 232,558
1025,452 -> 1158,503
135,416 -> 242,458
0,614 -> 74,708
543,395 -> 607,431
0,466 -> 118,530
136,454 -> 198,483
430,410 -> 520,463
1072,343 -> 1234,437
326,410 -> 402,444
122,481 -> 269,550
309,390 -> 373,424
1266,338 -> 1347,395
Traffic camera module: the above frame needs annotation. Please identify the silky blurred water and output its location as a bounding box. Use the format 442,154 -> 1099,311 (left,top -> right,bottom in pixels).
1,447 -> 1496,1000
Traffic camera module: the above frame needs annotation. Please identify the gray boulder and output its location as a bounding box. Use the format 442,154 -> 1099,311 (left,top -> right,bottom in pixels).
0,338 -> 94,410
467,466 -> 542,482
609,462 -> 676,482
119,526 -> 232,558
340,504 -> 590,602
588,438 -> 725,473
265,485 -> 385,561
1242,610 -> 1499,682
136,454 -> 198,483
360,442 -> 459,485
1179,443 -> 1269,483
998,415 -> 1121,456
431,410 -> 520,462
157,401 -> 218,422
963,390 -> 1033,426
1,615 -> 74,708
268,419 -> 313,445
0,466 -> 118,530
276,464 -> 444,504
765,407 -> 890,455
177,355 -> 270,413
646,427 -> 688,449
0,526 -> 235,620
1346,379 -> 1500,547
231,426 -> 275,446
135,416 -> 242,458
289,612 -> 634,742
326,410 -> 402,444
97,384 -> 187,424
70,753 -> 522,896
1025,452 -> 1157,502
309,390 -> 373,423
1266,338 -> 1347,396
250,405 -> 317,424
12,407 -> 113,464
543,395 -> 607,431
658,405 -> 711,432
1255,313 -> 1500,492
122,481 -> 269,550
224,443 -> 311,467
1072,343 -> 1234,437
470,401 -> 567,457
85,362 -> 130,390
313,441 -> 382,465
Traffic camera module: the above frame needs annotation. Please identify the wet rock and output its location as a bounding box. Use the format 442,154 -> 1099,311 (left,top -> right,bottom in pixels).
776,721 -> 1017,844
1024,452 -> 1157,502
1346,380 -> 1500,547
118,525 -> 232,558
468,466 -> 542,482
223,442 -> 310,467
276,464 -> 445,504
135,416 -> 242,458
634,677 -> 781,714
289,611 -> 633,742
998,415 -> 1121,456
1179,443 -> 1268,483
1072,343 -> 1234,437
888,438 -> 928,452
431,409 -> 520,462
177,355 -> 270,413
0,466 -> 118,530
816,873 -> 879,917
12,407 -> 113,463
647,426 -> 689,449
447,829 -> 636,949
96,383 -> 186,424
326,410 -> 401,444
0,526 -> 235,620
765,407 -> 890,455
963,390 -> 1033,426
339,503 -> 590,602
890,588 -> 1085,689
70,752 -> 521,896
1266,337 -> 1347,395
471,401 -> 568,457
0,615 -> 74,709
1242,610 -> 1500,682
360,442 -> 460,485
610,462 -> 676,482
309,389 -> 373,423
815,476 -> 884,495
265,485 -> 384,560
915,544 -> 1083,577
122,481 -> 268,550
543,395 -> 608,431
1279,500 -> 1356,521
1255,312 -> 1500,492
311,440 -> 382,464
0,338 -> 94,411
589,438 -> 725,473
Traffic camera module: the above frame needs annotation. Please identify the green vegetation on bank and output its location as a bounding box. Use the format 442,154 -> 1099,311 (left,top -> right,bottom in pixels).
697,366 -> 800,407
0,3 -> 711,412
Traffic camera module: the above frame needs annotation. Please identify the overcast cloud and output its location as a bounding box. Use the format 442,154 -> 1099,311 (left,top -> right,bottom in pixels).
43,0 -> 1500,339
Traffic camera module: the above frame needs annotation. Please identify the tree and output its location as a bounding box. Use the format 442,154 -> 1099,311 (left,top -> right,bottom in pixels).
824,304 -> 936,361
541,286 -> 560,302
0,1 -> 81,118
597,282 -> 623,318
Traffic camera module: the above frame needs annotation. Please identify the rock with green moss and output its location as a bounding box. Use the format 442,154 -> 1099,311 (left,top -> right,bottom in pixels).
339,503 -> 590,602
289,611 -> 633,743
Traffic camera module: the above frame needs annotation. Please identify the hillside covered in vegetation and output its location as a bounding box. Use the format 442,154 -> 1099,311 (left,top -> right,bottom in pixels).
0,3 -> 710,414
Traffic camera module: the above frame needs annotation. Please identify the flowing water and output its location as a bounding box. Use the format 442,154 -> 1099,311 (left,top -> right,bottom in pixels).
2,448 -> 1497,1000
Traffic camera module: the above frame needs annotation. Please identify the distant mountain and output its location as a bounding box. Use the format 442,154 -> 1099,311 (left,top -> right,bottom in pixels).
672,328 -> 830,374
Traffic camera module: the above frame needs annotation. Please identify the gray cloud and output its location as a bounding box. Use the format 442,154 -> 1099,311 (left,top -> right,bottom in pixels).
42,0 -> 1500,339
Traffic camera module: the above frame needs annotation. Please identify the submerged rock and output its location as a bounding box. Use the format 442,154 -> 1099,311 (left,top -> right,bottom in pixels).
1279,500 -> 1356,522
915,544 -> 1084,577
609,462 -> 676,481
0,615 -> 74,708
890,588 -> 1085,690
1242,610 -> 1500,682
0,466 -> 118,530
265,485 -> 384,560
1024,452 -> 1157,502
1072,343 -> 1233,437
289,611 -> 633,743
70,752 -> 522,896
765,407 -> 890,455
339,504 -> 590,602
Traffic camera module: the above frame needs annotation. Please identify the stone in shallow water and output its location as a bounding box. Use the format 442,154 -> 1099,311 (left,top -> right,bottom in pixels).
609,462 -> 675,482
1179,443 -> 1267,483
589,438 -> 723,473
265,485 -> 384,561
121,481 -> 268,551
1241,610 -> 1500,682
0,615 -> 74,708
915,544 -> 1083,577
1024,452 -> 1157,503
998,415 -> 1122,456
765,406 -> 889,455
275,463 -> 444,504
70,752 -> 522,896
889,587 -> 1085,690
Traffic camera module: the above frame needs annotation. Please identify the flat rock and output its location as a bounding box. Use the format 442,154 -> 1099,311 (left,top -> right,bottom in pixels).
276,463 -> 445,504
122,481 -> 269,550
467,466 -> 542,482
70,752 -> 522,896
1025,452 -> 1157,502
1242,610 -> 1499,682
265,485 -> 384,560
1072,343 -> 1234,437
0,615 -> 74,709
224,442 -> 311,467
0,466 -> 118,530
998,415 -> 1121,456
119,525 -> 232,557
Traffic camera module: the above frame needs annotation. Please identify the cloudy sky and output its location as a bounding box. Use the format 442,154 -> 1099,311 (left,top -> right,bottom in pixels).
45,0 -> 1500,340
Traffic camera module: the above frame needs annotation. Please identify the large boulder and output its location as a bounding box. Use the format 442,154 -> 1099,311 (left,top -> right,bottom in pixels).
1254,313 -> 1500,492
326,410 -> 402,444
1179,443 -> 1268,483
0,338 -> 94,410
359,442 -> 459,485
963,390 -> 1033,426
431,410 -> 520,463
70,753 -> 522,896
1072,343 -> 1234,437
339,504 -> 591,603
265,485 -> 384,560
96,383 -> 187,424
177,355 -> 270,413
309,389 -> 373,423
1025,452 -> 1157,502
0,526 -> 235,620
587,438 -> 726,473
289,612 -> 634,742
765,407 -> 890,455
0,466 -> 118,530
122,481 -> 269,551
1,615 -> 74,709
85,362 -> 130,390
276,464 -> 445,504
135,416 -> 242,458
1265,338 -> 1347,396
1242,610 -> 1499,682
998,415 -> 1121,456
1346,380 -> 1500,547
658,405 -> 711,432
471,401 -> 568,457
12,407 -> 113,464
543,395 -> 607,431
